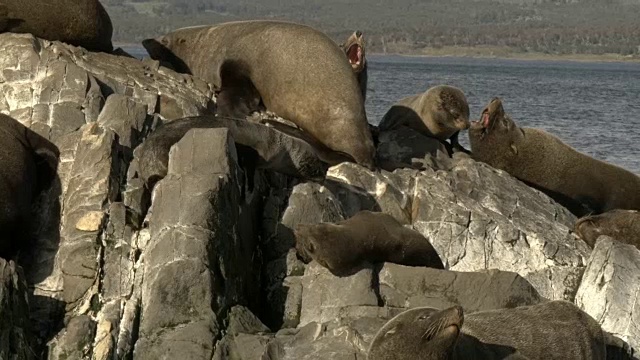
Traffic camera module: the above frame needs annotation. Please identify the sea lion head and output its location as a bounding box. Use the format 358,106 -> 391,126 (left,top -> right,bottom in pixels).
368,305 -> 464,360
341,30 -> 366,74
425,85 -> 470,140
294,222 -> 353,274
574,209 -> 638,248
468,97 -> 525,168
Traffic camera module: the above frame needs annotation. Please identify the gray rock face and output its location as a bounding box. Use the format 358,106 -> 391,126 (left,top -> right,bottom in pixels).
0,33 -> 214,144
576,236 -> 640,352
0,32 -> 636,359
134,128 -> 242,359
325,158 -> 587,302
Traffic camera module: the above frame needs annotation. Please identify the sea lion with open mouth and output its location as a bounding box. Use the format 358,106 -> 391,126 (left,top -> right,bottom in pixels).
340,30 -> 368,100
469,97 -> 640,217
142,20 -> 376,171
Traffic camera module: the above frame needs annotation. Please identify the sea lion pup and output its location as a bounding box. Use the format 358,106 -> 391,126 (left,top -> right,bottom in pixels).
367,301 -> 607,360
0,114 -> 59,259
142,20 -> 376,170
469,97 -> 640,217
339,30 -> 368,100
574,209 -> 640,249
133,115 -> 328,191
378,85 -> 471,153
0,0 -> 113,52
294,210 -> 444,276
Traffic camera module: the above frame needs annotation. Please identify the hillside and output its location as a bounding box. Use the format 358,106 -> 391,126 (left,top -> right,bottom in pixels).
104,0 -> 640,57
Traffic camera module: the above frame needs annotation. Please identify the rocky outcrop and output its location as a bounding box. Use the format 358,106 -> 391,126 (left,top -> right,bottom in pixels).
0,32 -> 215,357
0,32 -> 636,359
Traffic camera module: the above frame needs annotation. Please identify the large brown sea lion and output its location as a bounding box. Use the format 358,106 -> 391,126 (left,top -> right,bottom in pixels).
574,209 -> 640,249
0,114 -> 59,259
469,97 -> 640,217
142,20 -> 376,170
339,30 -> 368,101
294,210 -> 444,276
0,0 -> 113,52
378,85 -> 471,152
367,301 -> 608,360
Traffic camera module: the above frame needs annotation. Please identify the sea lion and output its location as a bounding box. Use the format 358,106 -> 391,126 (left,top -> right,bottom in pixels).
294,210 -> 444,276
133,115 -> 328,191
0,114 -> 59,259
367,301 -> 607,360
142,20 -> 376,170
378,85 -> 471,152
574,209 -> 640,249
339,30 -> 368,100
468,97 -> 640,217
0,0 -> 113,52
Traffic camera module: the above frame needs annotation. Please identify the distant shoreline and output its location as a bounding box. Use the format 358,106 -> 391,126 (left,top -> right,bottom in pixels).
372,45 -> 640,64
114,42 -> 640,64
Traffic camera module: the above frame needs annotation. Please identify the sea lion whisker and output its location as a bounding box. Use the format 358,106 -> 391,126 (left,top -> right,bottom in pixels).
421,315 -> 450,341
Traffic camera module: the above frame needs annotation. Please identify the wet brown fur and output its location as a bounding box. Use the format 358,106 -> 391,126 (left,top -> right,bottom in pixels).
469,98 -> 640,217
368,301 -> 607,360
378,85 -> 471,151
142,20 -> 376,170
0,0 -> 113,52
294,210 -> 444,276
574,209 -> 640,249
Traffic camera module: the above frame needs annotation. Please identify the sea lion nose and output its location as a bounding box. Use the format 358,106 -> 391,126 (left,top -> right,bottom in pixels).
356,30 -> 363,37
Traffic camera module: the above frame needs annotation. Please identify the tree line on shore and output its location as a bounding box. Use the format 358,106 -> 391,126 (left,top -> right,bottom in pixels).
103,0 -> 640,57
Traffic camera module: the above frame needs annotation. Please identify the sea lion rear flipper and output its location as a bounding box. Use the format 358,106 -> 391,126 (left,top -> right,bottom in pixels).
216,59 -> 262,120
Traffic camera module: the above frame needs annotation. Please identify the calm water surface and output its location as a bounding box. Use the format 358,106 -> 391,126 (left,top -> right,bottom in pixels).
124,46 -> 640,174
366,55 -> 640,174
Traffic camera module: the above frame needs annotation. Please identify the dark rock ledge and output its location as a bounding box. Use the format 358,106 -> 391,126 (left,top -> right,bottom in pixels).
0,32 -> 636,359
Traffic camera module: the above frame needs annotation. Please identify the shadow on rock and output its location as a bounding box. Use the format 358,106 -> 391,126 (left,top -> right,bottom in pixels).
21,170 -> 64,351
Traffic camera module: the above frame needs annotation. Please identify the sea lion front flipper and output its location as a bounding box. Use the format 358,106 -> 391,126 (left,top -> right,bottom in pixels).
141,38 -> 187,72
450,131 -> 471,155
216,59 -> 262,120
